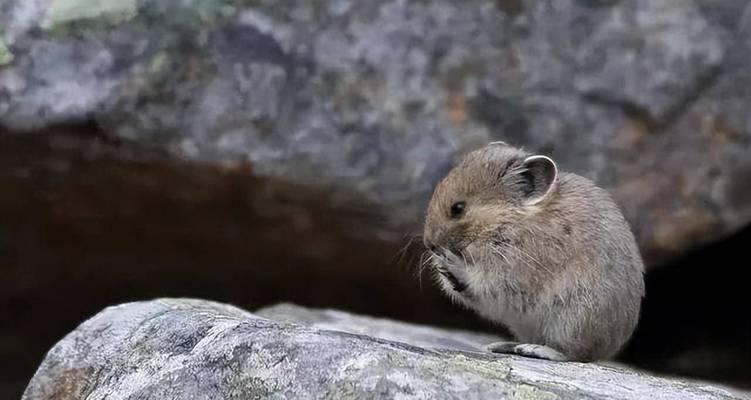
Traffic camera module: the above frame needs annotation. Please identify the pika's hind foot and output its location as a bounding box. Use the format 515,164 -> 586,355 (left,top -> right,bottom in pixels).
485,341 -> 569,362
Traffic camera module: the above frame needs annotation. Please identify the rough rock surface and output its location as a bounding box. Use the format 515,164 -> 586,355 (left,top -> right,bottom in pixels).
2,0 -> 751,264
23,299 -> 746,400
255,303 -> 504,353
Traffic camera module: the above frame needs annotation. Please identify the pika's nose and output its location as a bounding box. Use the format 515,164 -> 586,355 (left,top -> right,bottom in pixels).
424,239 -> 437,252
447,247 -> 463,258
424,236 -> 438,253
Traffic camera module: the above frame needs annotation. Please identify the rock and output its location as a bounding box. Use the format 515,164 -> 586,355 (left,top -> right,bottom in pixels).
255,303 -> 504,353
5,2 -> 751,397
1,0 -> 750,265
23,299 -> 746,400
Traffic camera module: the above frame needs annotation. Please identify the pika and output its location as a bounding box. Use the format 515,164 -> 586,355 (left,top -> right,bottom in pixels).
423,142 -> 644,362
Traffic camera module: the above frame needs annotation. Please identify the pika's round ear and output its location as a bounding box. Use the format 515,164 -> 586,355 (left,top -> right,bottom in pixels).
520,155 -> 558,206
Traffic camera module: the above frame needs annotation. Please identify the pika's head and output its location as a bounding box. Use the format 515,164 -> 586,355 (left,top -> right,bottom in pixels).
423,142 -> 558,256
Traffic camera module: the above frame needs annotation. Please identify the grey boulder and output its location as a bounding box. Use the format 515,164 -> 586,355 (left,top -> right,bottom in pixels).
2,0 -> 751,266
23,299 -> 747,400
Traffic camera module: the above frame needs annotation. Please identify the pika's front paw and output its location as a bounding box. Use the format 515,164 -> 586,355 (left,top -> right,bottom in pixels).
436,267 -> 467,292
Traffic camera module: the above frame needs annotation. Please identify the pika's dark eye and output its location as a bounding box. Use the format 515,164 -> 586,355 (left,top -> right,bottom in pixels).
450,201 -> 465,219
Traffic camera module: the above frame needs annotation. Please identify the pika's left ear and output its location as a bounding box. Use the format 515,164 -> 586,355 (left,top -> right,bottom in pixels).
520,155 -> 558,206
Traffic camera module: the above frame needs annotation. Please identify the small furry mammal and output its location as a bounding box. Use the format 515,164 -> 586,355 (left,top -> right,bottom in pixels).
423,142 -> 644,362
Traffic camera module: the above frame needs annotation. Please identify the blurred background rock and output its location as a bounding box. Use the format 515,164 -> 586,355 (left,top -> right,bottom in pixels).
1,0 -> 750,398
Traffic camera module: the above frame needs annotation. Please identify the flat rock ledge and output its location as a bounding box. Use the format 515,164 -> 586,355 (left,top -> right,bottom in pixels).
23,299 -> 746,400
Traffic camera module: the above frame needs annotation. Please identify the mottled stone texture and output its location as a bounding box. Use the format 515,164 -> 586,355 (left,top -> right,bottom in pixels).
1,0 -> 751,265
23,299 -> 746,400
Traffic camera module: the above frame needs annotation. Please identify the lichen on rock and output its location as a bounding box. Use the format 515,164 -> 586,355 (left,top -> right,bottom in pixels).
43,0 -> 138,30
22,299 -> 747,400
0,39 -> 13,66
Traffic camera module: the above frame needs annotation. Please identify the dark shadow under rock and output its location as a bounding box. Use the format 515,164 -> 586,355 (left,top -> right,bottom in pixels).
621,225 -> 751,389
0,129 -> 490,398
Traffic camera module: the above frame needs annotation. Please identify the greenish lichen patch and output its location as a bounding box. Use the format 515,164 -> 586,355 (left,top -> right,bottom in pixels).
511,384 -> 559,400
149,52 -> 169,75
448,354 -> 512,379
43,0 -> 138,30
0,40 -> 13,66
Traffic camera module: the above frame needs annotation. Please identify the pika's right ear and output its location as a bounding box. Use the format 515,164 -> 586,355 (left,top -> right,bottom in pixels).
520,155 -> 558,206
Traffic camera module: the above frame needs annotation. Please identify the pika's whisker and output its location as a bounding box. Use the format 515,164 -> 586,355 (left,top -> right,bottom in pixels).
418,251 -> 433,274
466,248 -> 477,267
489,242 -> 510,264
514,246 -> 552,275
392,235 -> 421,268
417,250 -> 436,289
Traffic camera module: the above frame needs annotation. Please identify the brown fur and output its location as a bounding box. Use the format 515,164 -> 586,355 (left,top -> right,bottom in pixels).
423,143 -> 645,362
